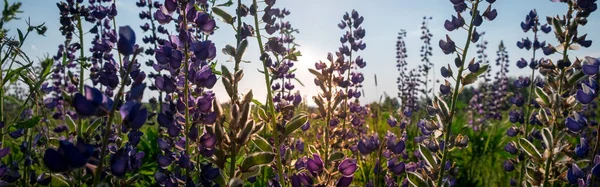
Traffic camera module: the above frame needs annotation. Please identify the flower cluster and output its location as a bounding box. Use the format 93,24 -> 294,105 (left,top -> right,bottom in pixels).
150,1 -> 221,185
306,11 -> 368,186
415,0 -> 498,186
510,0 -> 598,186
396,30 -> 420,113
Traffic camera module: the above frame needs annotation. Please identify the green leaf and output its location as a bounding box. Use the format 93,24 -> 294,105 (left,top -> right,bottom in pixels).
212,7 -> 233,25
293,77 -> 305,87
222,45 -> 236,57
235,39 -> 248,63
40,58 -> 53,78
461,73 -> 478,85
240,165 -> 261,180
251,99 -> 264,107
328,152 -> 344,163
518,138 -> 542,161
418,144 -> 438,169
407,171 -> 428,187
17,28 -> 23,44
541,128 -> 553,151
251,136 -> 272,152
216,0 -> 233,7
14,116 -> 41,129
86,118 -> 103,138
240,152 -> 276,171
65,113 -> 77,132
552,17 -> 563,35
567,71 -> 586,86
284,113 -> 308,135
535,87 -> 550,106
474,64 -> 489,76
2,63 -> 31,85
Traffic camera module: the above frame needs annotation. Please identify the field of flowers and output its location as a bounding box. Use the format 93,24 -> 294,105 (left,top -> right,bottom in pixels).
0,0 -> 599,186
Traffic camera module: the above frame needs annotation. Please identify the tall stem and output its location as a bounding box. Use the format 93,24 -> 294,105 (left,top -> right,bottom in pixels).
0,45 -> 4,148
436,1 -> 479,186
76,2 -> 86,138
93,53 -> 138,184
342,23 -> 353,140
518,29 -> 538,187
543,6 -> 572,186
147,0 -> 163,113
180,2 -> 193,181
250,0 -> 285,185
227,0 -> 244,180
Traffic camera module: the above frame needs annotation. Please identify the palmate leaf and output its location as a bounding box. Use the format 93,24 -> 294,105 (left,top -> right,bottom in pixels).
519,138 -> 542,162
2,62 -> 31,86
251,135 -> 272,152
407,171 -> 429,187
541,128 -> 553,151
13,116 -> 41,129
212,7 -> 233,25
235,39 -> 248,63
284,113 -> 308,135
328,152 -> 344,163
240,152 -> 276,171
418,144 -> 438,169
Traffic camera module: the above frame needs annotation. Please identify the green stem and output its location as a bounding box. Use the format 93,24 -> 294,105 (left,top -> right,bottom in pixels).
0,47 -> 4,148
436,1 -> 479,186
147,0 -> 163,113
323,61 -> 335,178
227,0 -> 244,180
518,32 -> 538,187
543,6 -> 572,185
374,140 -> 385,187
250,0 -> 283,184
76,2 -> 86,139
93,53 -> 138,185
181,2 -> 192,182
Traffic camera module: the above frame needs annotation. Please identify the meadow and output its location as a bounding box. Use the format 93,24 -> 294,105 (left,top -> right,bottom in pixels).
0,0 -> 599,186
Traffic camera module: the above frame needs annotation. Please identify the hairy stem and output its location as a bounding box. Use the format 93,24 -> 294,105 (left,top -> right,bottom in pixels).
436,1 -> 479,186
250,0 -> 284,184
76,1 -> 86,139
518,28 -> 539,187
93,53 -> 138,184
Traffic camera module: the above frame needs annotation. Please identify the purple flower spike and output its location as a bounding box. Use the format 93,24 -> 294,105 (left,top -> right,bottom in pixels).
565,116 -> 585,132
117,26 -> 136,56
504,142 -> 518,154
439,35 -> 456,54
120,101 -> 148,130
441,66 -> 452,78
338,158 -> 358,176
155,75 -> 177,93
576,84 -> 595,104
72,93 -> 98,117
388,160 -> 405,175
301,121 -> 310,131
593,163 -> 600,177
336,176 -> 354,187
110,149 -> 129,177
506,126 -> 518,137
43,149 -> 68,172
306,154 -> 324,174
503,160 -> 515,172
164,0 -> 177,13
36,173 -> 51,186
567,164 -> 584,184
387,117 -> 397,127
575,138 -> 589,157
516,58 -> 528,69
468,62 -> 480,73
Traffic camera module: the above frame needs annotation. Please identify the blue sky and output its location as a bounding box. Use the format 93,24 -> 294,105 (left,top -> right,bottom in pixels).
5,0 -> 600,105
